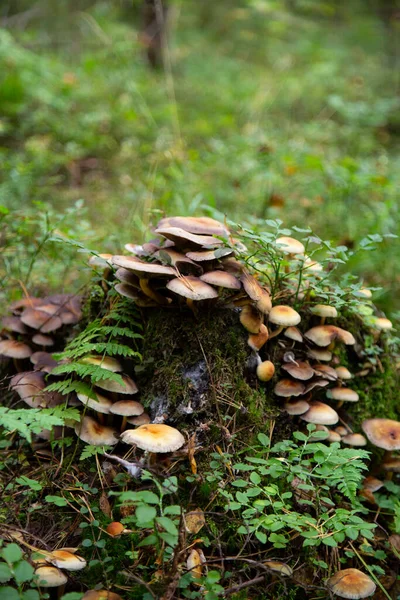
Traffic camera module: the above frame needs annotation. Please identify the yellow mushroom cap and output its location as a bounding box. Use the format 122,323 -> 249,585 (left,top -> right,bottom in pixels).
305,325 -> 355,346
284,327 -> 303,342
240,304 -> 262,334
276,236 -> 305,255
372,317 -> 393,331
157,216 -> 229,237
241,273 -> 272,314
166,276 -> 218,301
96,374 -> 138,395
307,348 -> 332,362
313,365 -> 338,381
120,424 -> 185,453
106,522 -> 126,537
264,561 -> 293,576
282,361 -> 314,381
327,430 -> 342,443
310,304 -> 338,318
256,360 -> 275,382
109,400 -> 144,417
80,355 -> 123,372
200,271 -> 241,290
49,550 -> 87,571
82,591 -> 123,600
335,366 -> 352,380
269,305 -> 301,327
35,566 -> 67,587
362,418 -> 400,451
300,401 -> 339,425
77,392 -> 113,414
342,433 -> 367,447
75,416 -> 119,446
127,412 -> 151,426
327,388 -> 359,402
248,324 -> 269,351
326,568 -> 376,599
283,398 -> 310,415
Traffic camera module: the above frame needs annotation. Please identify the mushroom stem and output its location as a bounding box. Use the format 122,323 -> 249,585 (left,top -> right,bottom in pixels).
268,325 -> 284,339
140,278 -> 169,305
186,298 -> 197,315
321,317 -> 326,325
121,416 -> 128,432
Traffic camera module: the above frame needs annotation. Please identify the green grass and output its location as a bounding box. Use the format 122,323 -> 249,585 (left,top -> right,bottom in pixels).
0,1 -> 399,311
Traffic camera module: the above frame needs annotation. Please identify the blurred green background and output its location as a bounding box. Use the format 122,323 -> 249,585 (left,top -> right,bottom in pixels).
0,0 -> 399,312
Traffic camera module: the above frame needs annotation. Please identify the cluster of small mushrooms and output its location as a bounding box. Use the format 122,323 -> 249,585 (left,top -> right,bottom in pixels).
2,215 -> 399,599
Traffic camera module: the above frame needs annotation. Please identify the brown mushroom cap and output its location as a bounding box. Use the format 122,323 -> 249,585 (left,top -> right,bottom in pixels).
303,256 -> 323,273
305,325 -> 355,347
264,561 -> 293,576
326,568 -> 376,599
10,371 -> 64,408
0,339 -> 32,359
342,433 -> 367,447
80,355 -> 123,372
106,522 -> 126,537
327,430 -> 342,443
114,283 -> 141,302
200,271 -> 241,290
283,398 -> 310,415
75,416 -> 118,446
32,334 -> 54,347
127,412 -> 151,426
335,426 -> 349,437
155,248 -> 202,275
382,458 -> 400,472
82,591 -> 123,600
115,267 -> 141,287
155,227 -> 224,249
34,566 -> 67,587
157,216 -> 229,237
120,423 -> 185,453
282,361 -> 314,381
111,255 -> 175,277
186,248 -> 233,262
313,365 -> 338,381
109,400 -> 144,417
240,273 -> 272,314
166,276 -> 218,301
30,351 -> 59,373
95,374 -> 138,395
276,236 -> 305,255
327,388 -> 359,403
274,379 -> 305,397
310,305 -> 338,318
307,348 -> 332,362
20,308 -> 63,333
2,316 -> 29,334
300,401 -> 339,425
362,476 -> 384,492
256,360 -> 275,382
269,305 -> 301,327
362,419 -> 400,451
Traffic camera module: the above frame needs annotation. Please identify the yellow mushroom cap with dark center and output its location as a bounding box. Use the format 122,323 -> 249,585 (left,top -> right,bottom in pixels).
326,568 -> 376,599
0,339 -> 32,359
282,361 -> 314,381
256,360 -> 275,382
111,255 -> 175,277
269,305 -> 301,327
274,379 -> 305,397
240,273 -> 272,314
300,401 -> 339,425
342,433 -> 367,447
327,388 -> 359,402
34,566 -> 68,587
49,550 -> 87,571
276,236 -> 305,255
96,374 -> 138,395
75,416 -> 118,446
120,423 -> 185,452
109,400 -> 144,417
310,305 -> 338,318
362,418 -> 400,451
166,276 -> 218,301
156,216 -> 229,237
200,271 -> 241,290
305,325 -> 355,346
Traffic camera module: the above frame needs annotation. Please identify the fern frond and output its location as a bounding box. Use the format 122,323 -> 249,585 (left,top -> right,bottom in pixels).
45,379 -> 96,398
0,406 -> 80,442
51,363 -> 124,384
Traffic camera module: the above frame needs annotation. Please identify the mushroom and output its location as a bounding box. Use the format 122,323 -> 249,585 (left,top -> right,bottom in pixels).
2,316 -> 29,334
283,398 -> 310,415
120,424 -> 185,453
284,326 -> 303,343
156,216 -> 229,237
11,371 -> 64,408
240,272 -> 272,314
109,400 -> 145,431
335,366 -> 352,380
106,522 -> 131,537
305,325 -> 355,347
300,401 -> 339,425
77,392 -> 113,422
361,418 -> 400,461
264,560 -> 293,577
80,355 -> 123,372
0,340 -> 32,359
127,412 -> 151,426
268,305 -> 301,339
95,374 -> 138,395
34,566 -> 67,594
256,360 -> 275,382
155,226 -> 224,249
20,308 -> 63,333
48,550 -> 87,571
32,334 -> 55,347
313,365 -> 338,381
342,433 -> 367,447
248,324 -> 269,351
240,304 -> 263,334
326,387 -> 359,409
326,568 -> 376,599
82,591 -> 123,600
111,255 -> 175,304
155,248 -> 203,275
282,361 -> 314,381
200,270 -> 241,291
276,236 -> 305,272
310,304 -> 338,325
166,276 -> 218,311
307,348 -> 332,362
75,416 -> 118,446
274,379 -> 305,397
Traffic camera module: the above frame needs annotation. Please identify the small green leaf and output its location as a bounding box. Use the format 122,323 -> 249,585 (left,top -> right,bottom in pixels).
22,590 -> 40,600
156,517 -> 179,536
0,587 -> 19,600
0,562 -> 12,582
136,505 -> 157,524
322,537 -> 337,547
137,534 -> 158,547
255,530 -> 267,544
45,495 -> 68,507
2,544 -> 23,564
14,560 -> 35,584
